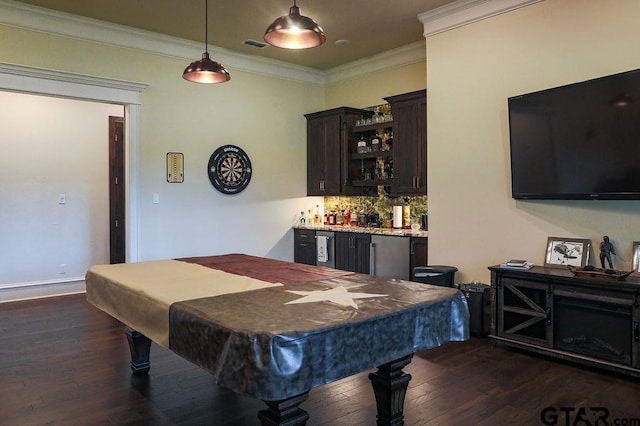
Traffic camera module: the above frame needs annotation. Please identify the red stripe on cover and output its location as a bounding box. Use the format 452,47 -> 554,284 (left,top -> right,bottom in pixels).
176,253 -> 354,286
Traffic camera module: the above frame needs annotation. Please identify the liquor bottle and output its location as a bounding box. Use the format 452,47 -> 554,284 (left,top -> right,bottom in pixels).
385,131 -> 393,151
313,205 -> 321,225
371,133 -> 380,152
357,136 -> 367,154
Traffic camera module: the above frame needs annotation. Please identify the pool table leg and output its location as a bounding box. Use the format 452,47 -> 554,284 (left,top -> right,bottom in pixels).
368,353 -> 414,426
258,391 -> 310,426
125,328 -> 152,375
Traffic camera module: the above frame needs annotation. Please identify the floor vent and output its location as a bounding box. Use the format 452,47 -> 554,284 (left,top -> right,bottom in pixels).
243,39 -> 267,49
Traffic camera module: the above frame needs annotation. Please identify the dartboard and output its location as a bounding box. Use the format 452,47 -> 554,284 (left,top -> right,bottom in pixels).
207,145 -> 252,194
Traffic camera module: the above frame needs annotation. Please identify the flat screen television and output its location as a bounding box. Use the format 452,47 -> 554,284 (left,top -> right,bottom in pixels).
508,69 -> 640,200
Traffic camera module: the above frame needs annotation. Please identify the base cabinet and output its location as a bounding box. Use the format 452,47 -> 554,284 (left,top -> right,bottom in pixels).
293,229 -> 316,266
294,229 -> 428,279
409,237 -> 428,281
335,232 -> 371,274
489,265 -> 640,377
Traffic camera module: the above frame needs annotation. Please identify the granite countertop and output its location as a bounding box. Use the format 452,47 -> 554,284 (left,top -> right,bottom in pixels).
293,224 -> 428,238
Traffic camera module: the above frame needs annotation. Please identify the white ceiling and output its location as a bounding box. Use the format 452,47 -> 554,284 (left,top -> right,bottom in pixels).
11,0 -> 457,70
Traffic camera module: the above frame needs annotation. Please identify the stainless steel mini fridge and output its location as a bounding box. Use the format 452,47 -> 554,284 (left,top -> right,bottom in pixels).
370,235 -> 410,280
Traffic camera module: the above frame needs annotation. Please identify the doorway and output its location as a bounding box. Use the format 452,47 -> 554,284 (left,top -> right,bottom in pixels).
0,63 -> 146,273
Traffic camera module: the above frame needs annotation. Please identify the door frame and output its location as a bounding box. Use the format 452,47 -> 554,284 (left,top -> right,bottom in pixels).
0,62 -> 147,262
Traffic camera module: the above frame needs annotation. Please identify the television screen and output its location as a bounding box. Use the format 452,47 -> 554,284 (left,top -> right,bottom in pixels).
508,69 -> 640,200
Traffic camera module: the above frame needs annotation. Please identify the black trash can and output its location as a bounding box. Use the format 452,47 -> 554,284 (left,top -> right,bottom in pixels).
412,265 -> 458,287
458,282 -> 491,336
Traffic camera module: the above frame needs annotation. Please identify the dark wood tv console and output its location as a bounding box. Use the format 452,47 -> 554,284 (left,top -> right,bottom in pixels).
488,265 -> 640,377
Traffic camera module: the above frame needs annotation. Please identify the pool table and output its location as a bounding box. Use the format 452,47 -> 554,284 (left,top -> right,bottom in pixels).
86,254 -> 469,425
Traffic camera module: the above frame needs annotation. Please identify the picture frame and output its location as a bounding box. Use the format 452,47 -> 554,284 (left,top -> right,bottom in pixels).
544,237 -> 591,268
633,241 -> 640,272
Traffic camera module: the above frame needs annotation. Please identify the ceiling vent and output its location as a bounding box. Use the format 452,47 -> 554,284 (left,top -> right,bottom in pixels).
243,39 -> 267,49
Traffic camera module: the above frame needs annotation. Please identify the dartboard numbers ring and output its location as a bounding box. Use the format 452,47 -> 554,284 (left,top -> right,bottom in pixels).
207,145 -> 252,194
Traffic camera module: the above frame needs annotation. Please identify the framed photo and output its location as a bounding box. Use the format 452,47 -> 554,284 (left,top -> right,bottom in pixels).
633,241 -> 640,272
544,237 -> 591,268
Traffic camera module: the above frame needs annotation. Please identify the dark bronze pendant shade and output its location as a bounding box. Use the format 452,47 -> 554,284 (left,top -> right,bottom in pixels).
183,0 -> 230,83
264,0 -> 326,49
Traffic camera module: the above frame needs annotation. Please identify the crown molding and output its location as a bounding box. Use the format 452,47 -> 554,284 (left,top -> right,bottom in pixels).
0,0 -> 541,87
419,0 -> 542,37
325,41 -> 426,85
0,0 -> 326,85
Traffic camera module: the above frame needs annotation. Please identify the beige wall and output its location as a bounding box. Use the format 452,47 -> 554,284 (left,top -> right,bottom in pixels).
0,21 -> 325,285
325,61 -> 426,108
426,0 -> 640,282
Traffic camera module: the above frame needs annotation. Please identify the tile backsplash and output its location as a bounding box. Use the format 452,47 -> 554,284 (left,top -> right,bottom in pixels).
324,187 -> 427,225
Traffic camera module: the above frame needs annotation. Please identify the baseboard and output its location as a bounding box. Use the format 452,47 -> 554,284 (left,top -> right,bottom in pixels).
0,277 -> 86,303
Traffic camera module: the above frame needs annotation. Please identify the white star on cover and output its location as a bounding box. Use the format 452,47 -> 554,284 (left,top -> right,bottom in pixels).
285,286 -> 387,309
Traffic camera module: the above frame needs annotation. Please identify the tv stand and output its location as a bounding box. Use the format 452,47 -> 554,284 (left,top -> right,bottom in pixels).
488,265 -> 640,377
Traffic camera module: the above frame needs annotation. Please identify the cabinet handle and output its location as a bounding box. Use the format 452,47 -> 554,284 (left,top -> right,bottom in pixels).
546,307 -> 552,325
634,321 -> 639,342
370,242 -> 376,276
410,241 -> 415,255
319,180 -> 325,191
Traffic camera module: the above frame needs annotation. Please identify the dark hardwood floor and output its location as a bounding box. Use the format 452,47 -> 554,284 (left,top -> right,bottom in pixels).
1,294 -> 638,425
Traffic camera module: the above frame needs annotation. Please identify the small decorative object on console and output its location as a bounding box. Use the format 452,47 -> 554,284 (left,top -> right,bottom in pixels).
567,265 -> 634,281
598,235 -> 616,269
499,260 -> 533,270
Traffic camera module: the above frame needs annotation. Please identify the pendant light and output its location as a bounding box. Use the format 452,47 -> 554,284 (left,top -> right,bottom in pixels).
264,0 -> 326,49
183,0 -> 230,83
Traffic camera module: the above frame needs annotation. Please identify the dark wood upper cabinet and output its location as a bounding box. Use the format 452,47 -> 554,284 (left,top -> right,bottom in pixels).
305,107 -> 367,196
305,90 -> 426,197
384,90 -> 427,196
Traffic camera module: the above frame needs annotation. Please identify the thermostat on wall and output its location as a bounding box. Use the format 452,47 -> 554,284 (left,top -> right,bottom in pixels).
167,152 -> 184,183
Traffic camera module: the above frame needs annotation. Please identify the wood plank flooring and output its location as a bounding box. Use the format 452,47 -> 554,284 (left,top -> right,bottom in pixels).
1,294 -> 638,425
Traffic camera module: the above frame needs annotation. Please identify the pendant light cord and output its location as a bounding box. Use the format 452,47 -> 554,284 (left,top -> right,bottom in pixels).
205,0 -> 209,53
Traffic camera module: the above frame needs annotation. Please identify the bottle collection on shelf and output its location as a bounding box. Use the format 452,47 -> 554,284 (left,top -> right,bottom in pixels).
356,131 -> 392,154
356,132 -> 393,182
298,204 -> 415,230
354,105 -> 392,127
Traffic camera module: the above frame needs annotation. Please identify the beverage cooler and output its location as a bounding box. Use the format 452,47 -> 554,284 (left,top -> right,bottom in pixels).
370,235 -> 410,280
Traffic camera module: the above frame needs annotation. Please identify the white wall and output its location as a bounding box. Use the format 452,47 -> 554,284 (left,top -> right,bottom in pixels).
0,92 -> 123,285
426,0 -> 640,283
